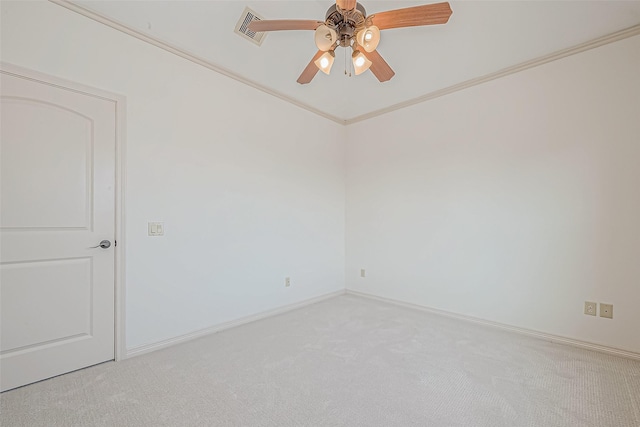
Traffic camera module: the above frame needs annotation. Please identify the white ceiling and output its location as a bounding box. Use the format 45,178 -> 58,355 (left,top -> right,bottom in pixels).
74,0 -> 640,122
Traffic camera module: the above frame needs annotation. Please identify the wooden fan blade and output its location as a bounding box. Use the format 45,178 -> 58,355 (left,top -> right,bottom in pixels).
370,2 -> 452,30
337,0 -> 357,11
248,20 -> 323,32
362,50 -> 395,82
297,51 -> 325,85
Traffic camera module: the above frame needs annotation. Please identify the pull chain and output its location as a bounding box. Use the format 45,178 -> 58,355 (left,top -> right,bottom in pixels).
344,46 -> 347,76
343,44 -> 352,77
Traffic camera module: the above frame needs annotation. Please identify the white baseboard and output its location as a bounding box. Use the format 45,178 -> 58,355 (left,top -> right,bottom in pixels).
126,288 -> 640,361
346,289 -> 640,361
126,290 -> 346,359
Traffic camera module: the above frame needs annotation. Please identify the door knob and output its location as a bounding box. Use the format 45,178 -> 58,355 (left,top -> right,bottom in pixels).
91,240 -> 111,249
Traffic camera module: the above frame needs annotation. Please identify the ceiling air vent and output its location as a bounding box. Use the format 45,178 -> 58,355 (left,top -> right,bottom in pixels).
235,7 -> 266,46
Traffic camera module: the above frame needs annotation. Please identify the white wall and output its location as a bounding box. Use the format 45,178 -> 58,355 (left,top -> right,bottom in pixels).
346,35 -> 640,354
3,1 -> 640,356
1,1 -> 346,350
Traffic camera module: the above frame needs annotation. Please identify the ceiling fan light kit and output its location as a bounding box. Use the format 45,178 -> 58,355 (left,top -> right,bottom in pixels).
315,50 -> 336,74
352,50 -> 372,75
356,25 -> 380,52
247,1 -> 452,84
314,24 -> 338,51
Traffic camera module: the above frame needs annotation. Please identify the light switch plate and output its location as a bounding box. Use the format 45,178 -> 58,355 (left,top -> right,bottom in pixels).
584,301 -> 597,316
600,303 -> 613,319
148,222 -> 164,236
360,269 -> 366,278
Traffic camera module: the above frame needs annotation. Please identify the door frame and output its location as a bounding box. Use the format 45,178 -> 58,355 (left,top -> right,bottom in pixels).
1,62 -> 127,361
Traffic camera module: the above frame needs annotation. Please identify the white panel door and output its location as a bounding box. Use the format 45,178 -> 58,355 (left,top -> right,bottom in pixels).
0,70 -> 116,391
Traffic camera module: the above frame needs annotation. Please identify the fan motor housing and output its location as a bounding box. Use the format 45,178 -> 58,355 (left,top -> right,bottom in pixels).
325,4 -> 367,47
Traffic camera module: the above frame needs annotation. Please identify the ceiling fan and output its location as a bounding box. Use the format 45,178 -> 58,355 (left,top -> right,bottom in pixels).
247,0 -> 452,84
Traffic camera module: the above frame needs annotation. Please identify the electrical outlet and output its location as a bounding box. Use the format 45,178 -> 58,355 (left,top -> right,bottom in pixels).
600,303 -> 613,319
360,269 -> 366,278
285,277 -> 291,287
584,301 -> 597,316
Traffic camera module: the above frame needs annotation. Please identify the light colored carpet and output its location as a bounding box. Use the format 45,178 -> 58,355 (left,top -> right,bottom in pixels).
1,294 -> 639,426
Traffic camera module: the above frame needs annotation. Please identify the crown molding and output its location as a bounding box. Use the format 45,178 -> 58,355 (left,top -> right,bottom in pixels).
49,1 -> 639,127
345,24 -> 640,125
49,0 -> 348,126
